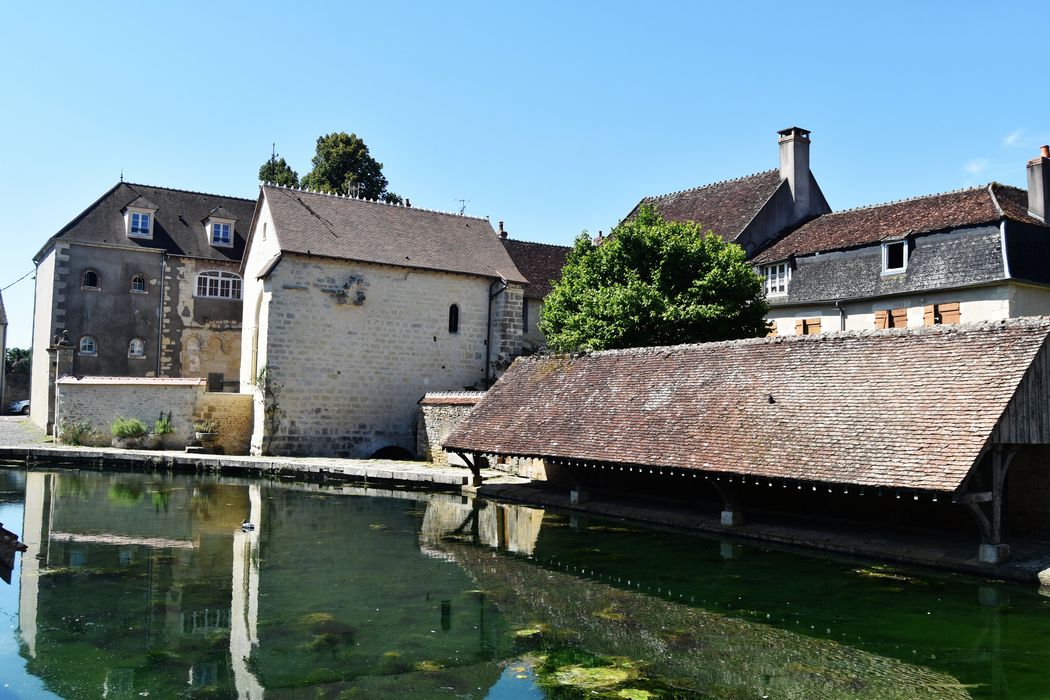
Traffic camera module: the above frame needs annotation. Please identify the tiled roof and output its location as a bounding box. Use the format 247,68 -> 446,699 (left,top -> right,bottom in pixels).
753,183 -> 1046,264
262,185 -> 527,284
36,183 -> 256,263
444,318 -> 1050,493
627,170 -> 784,243
500,239 -> 571,299
418,391 -> 487,406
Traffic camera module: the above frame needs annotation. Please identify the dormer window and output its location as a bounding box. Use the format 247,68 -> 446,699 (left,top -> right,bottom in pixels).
122,195 -> 158,240
762,263 -> 791,296
204,206 -> 237,248
882,240 -> 908,274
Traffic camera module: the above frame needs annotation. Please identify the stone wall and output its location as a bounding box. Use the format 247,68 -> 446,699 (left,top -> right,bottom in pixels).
56,377 -> 252,453
416,392 -> 485,465
4,366 -> 30,405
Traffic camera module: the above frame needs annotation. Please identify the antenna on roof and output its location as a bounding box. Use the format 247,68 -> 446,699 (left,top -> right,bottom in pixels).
455,198 -> 470,215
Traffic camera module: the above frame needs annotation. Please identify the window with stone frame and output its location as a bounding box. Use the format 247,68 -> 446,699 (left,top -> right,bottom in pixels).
130,274 -> 147,293
82,269 -> 100,289
128,338 -> 146,358
448,304 -> 460,334
79,336 -> 98,355
195,270 -> 242,300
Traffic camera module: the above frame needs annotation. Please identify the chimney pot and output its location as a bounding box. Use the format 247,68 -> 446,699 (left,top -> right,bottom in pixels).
498,221 -> 507,239
1041,145 -> 1050,159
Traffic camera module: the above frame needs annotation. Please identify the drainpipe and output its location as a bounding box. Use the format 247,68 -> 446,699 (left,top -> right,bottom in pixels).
485,277 -> 508,387
835,300 -> 846,331
156,254 -> 166,376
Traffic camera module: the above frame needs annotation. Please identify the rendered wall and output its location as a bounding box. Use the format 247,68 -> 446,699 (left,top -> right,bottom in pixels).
29,248 -> 58,429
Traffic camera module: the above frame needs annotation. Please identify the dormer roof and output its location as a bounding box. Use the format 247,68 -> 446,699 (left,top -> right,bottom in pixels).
121,195 -> 158,213
204,205 -> 238,222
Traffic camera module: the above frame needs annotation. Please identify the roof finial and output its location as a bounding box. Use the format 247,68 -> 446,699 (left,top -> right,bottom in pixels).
120,169 -> 124,183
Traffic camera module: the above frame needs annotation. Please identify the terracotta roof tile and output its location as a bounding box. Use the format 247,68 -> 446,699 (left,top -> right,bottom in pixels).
501,239 -> 571,299
753,184 -> 1047,264
444,318 -> 1050,492
628,170 -> 784,243
263,185 -> 527,284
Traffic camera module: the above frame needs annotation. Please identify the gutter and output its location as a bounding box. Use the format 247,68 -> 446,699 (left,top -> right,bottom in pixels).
485,277 -> 509,387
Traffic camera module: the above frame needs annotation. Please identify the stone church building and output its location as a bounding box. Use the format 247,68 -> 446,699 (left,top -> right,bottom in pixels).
239,184 -> 529,457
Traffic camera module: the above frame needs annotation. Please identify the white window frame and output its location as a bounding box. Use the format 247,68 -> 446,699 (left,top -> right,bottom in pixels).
881,240 -> 908,275
762,263 -> 791,296
195,270 -> 242,300
128,338 -> 146,358
79,336 -> 97,355
126,209 -> 155,239
207,218 -> 235,248
130,274 -> 147,294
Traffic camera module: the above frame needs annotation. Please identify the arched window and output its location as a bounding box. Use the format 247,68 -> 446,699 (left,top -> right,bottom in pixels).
448,304 -> 460,334
81,270 -> 99,289
128,338 -> 145,358
195,271 -> 242,300
130,274 -> 147,293
79,336 -> 97,355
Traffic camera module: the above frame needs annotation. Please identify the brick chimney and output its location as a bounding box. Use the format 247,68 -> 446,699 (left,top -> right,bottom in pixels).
498,221 -> 507,239
778,127 -> 812,220
1027,145 -> 1050,223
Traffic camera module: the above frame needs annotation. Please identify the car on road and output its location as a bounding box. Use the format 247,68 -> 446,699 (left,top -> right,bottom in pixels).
6,400 -> 29,415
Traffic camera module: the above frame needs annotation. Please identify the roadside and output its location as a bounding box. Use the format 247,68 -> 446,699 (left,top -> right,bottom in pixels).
0,416 -> 50,447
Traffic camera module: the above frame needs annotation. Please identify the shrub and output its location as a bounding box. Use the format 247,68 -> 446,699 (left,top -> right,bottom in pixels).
111,416 -> 148,439
59,421 -> 95,446
193,419 -> 218,433
154,412 -> 174,435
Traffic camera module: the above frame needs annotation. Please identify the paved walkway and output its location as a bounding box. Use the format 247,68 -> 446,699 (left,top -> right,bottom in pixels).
0,416 -> 50,446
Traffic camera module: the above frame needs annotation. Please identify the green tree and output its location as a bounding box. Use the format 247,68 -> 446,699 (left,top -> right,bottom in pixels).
5,348 -> 30,373
300,132 -> 400,202
258,154 -> 299,187
539,206 -> 769,352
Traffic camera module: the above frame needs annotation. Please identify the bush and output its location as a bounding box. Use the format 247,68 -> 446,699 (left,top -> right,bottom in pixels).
59,421 -> 95,446
193,419 -> 218,433
154,412 -> 174,435
111,416 -> 148,439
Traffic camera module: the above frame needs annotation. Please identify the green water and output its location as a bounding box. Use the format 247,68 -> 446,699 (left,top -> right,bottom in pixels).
0,467 -> 1047,698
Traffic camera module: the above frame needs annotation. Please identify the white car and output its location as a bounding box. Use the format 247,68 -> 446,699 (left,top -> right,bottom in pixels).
6,400 -> 29,415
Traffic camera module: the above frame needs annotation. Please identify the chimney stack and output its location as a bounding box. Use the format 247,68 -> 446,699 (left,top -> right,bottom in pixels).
498,221 -> 507,239
778,126 -> 812,220
1028,145 -> 1050,223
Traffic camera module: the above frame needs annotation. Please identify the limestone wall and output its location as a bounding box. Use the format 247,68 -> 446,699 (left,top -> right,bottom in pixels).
416,392 -> 485,465
56,377 -> 252,453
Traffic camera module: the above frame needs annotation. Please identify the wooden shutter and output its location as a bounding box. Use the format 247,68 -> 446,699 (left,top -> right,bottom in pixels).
795,319 -> 804,336
808,318 -> 821,334
924,305 -> 935,325
939,302 -> 961,324
890,308 -> 908,328
874,310 -> 888,329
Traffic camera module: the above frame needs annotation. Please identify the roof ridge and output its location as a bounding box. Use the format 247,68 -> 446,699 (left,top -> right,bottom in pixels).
825,184 -> 991,217
642,169 -> 779,202
987,183 -> 1005,218
502,238 -> 572,250
125,182 -> 255,203
529,317 -> 1050,361
262,182 -> 491,223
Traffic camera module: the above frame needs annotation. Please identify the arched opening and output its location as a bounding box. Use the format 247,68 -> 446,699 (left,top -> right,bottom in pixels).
78,336 -> 97,355
369,445 -> 416,461
128,338 -> 145,358
130,274 -> 147,293
81,270 -> 99,289
448,304 -> 460,334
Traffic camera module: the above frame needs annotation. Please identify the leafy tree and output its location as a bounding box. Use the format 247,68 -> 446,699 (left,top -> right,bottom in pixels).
258,154 -> 299,187
539,206 -> 769,352
5,348 -> 29,373
300,132 -> 400,201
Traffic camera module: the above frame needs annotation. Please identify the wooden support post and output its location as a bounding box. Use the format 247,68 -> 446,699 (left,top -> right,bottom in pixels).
456,452 -> 484,489
958,445 -> 1018,564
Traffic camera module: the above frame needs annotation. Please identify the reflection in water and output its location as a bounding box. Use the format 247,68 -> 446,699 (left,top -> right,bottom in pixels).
5,469 -> 1045,698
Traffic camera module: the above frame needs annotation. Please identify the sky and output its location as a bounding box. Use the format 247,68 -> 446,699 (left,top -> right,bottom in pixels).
1,0 -> 1048,348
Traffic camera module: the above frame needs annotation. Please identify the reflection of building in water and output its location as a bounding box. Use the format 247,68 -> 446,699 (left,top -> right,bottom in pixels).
230,483 -> 264,699
17,471 -> 252,697
420,499 -> 544,556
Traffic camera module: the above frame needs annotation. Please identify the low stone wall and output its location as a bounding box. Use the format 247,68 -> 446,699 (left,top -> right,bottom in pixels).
56,377 -> 253,454
4,368 -> 30,405
417,392 -> 486,465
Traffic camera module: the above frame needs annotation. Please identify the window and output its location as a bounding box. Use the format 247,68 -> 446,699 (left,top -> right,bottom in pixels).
794,318 -> 821,335
875,308 -> 908,329
128,338 -> 145,358
130,274 -> 147,293
211,222 -> 231,246
448,304 -> 460,334
924,302 -> 960,326
195,271 -> 242,299
81,270 -> 99,289
79,336 -> 97,355
882,240 -> 907,274
762,263 -> 791,296
130,212 -> 152,237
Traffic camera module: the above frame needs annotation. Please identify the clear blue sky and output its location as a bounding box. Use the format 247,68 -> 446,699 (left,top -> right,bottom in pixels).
1,0 -> 1047,348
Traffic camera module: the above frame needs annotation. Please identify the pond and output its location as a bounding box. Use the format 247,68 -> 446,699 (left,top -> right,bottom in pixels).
0,466 -> 1046,699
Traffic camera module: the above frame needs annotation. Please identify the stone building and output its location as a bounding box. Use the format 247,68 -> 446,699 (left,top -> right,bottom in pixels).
754,147 -> 1050,334
498,229 -> 570,349
29,183 -> 255,431
445,317 -> 1050,564
239,184 -> 528,458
